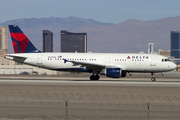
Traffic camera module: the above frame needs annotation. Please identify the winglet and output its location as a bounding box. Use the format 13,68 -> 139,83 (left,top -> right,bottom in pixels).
8,25 -> 41,53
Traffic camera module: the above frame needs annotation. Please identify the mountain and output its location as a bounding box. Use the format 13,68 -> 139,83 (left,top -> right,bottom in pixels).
0,17 -> 113,53
1,16 -> 180,53
72,16 -> 180,53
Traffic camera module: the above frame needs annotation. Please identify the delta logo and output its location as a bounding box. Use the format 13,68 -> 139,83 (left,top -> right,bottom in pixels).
127,56 -> 130,59
127,56 -> 149,59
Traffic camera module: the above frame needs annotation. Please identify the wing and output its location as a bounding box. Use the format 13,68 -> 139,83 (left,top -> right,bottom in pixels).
67,60 -> 106,72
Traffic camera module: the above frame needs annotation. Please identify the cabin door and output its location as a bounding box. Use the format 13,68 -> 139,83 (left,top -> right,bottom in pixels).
104,57 -> 111,65
37,55 -> 42,65
150,56 -> 156,66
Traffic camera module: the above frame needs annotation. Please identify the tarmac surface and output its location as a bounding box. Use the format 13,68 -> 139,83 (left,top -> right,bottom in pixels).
0,72 -> 180,120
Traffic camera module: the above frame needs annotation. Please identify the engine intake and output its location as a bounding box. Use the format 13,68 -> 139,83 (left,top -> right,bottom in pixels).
105,68 -> 121,78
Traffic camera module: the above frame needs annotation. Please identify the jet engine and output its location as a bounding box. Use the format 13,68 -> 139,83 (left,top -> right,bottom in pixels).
104,68 -> 127,78
105,68 -> 122,78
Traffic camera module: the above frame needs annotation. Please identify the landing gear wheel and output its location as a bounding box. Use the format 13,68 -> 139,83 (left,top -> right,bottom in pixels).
151,77 -> 156,81
151,72 -> 156,81
90,75 -> 100,81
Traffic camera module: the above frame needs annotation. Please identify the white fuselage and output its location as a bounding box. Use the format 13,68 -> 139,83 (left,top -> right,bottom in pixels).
5,52 -> 177,73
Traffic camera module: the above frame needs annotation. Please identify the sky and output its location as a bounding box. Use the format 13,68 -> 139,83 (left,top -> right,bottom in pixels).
1,0 -> 180,24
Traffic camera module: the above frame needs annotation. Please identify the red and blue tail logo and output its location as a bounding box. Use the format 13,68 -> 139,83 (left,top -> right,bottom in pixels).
8,25 -> 41,53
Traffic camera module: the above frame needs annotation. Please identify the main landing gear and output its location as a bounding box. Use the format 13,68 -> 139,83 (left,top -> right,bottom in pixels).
90,74 -> 100,80
151,72 -> 156,81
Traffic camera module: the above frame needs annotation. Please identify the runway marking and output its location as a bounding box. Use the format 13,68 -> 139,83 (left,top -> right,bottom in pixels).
0,79 -> 180,87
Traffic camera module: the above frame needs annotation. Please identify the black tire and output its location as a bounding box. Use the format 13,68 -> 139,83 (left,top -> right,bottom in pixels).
151,77 -> 156,81
90,75 -> 100,81
90,75 -> 95,80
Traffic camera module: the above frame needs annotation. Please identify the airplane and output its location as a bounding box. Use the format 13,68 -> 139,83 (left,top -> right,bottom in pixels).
5,25 -> 177,81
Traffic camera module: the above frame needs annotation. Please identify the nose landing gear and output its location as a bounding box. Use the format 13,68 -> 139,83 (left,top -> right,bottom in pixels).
151,72 -> 156,81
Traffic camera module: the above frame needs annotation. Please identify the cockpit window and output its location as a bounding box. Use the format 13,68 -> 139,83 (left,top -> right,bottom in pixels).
162,59 -> 170,62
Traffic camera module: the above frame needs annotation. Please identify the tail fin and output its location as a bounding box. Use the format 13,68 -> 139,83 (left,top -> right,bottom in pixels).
8,25 -> 41,53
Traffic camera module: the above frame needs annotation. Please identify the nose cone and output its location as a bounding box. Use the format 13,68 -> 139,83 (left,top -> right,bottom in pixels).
170,63 -> 177,70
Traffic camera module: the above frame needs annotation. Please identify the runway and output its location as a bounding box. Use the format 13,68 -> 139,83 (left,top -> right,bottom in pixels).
0,78 -> 180,87
0,77 -> 180,101
0,76 -> 180,119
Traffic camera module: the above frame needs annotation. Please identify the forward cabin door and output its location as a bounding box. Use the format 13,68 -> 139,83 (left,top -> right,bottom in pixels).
150,56 -> 156,66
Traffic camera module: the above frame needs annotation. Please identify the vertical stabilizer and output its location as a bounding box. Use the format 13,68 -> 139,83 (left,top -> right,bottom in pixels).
8,25 -> 41,53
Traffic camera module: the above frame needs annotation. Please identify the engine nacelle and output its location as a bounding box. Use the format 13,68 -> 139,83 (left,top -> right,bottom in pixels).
105,68 -> 121,78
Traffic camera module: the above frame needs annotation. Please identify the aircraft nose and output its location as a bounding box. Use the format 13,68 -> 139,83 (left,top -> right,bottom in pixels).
171,63 -> 177,70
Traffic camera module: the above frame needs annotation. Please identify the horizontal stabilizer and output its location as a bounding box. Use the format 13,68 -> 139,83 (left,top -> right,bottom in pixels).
4,55 -> 27,63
